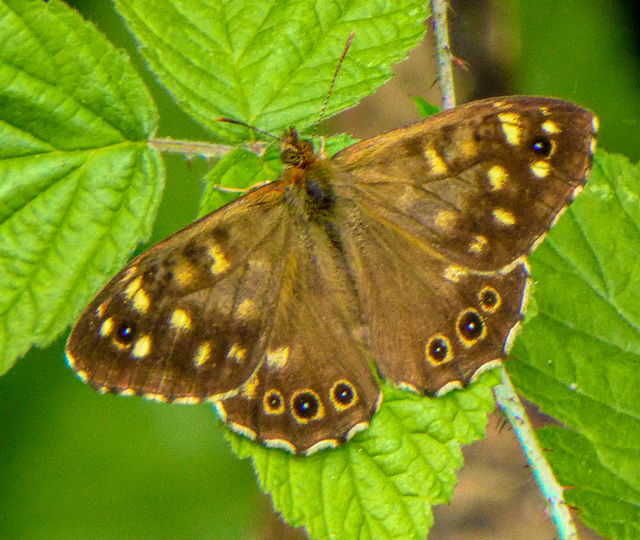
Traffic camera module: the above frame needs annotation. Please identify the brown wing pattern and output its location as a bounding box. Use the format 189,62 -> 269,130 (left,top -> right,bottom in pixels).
219,208 -> 381,455
66,184 -> 290,402
332,96 -> 597,271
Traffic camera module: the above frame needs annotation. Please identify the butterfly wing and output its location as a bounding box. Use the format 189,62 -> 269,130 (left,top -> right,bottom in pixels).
332,96 -> 597,272
218,208 -> 381,455
329,96 -> 596,393
66,183 -> 292,402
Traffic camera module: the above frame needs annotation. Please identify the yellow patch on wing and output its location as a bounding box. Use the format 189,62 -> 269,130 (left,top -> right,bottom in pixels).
170,308 -> 192,331
492,208 -> 516,226
488,165 -> 508,190
498,113 -> 522,146
424,144 -> 448,175
193,342 -> 212,367
531,160 -> 550,178
208,244 -> 230,275
132,288 -> 150,313
132,335 -> 151,358
266,346 -> 290,368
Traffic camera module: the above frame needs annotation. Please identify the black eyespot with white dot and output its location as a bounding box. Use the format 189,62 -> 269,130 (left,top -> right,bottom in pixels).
114,321 -> 137,346
330,380 -> 358,411
291,390 -> 323,423
263,390 -> 285,415
456,309 -> 486,346
531,136 -> 554,157
478,286 -> 502,313
426,334 -> 453,365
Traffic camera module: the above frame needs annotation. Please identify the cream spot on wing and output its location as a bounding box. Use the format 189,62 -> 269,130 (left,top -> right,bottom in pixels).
227,343 -> 247,364
266,346 -> 290,368
173,396 -> 200,405
459,139 -> 477,158
76,369 -> 88,383
229,422 -> 257,440
542,120 -> 560,134
304,439 -> 338,455
346,422 -> 370,441
492,208 -> 516,226
170,308 -> 192,331
444,265 -> 467,282
471,359 -> 503,383
121,266 -> 138,282
492,101 -> 506,108
498,113 -> 522,146
145,393 -> 168,403
132,335 -> 151,358
124,276 -> 142,299
96,301 -> 108,318
208,244 -> 230,275
174,265 -> 194,286
590,137 -> 597,154
488,165 -> 508,190
236,298 -> 257,319
120,388 -> 136,397
531,160 -> 550,178
435,209 -> 456,230
539,106 -> 550,115
435,380 -> 463,396
99,317 -> 114,337
240,372 -> 259,399
424,144 -> 448,175
264,439 -> 297,453
194,342 -> 211,367
468,235 -> 488,254
132,288 -> 150,313
592,116 -> 599,132
213,401 -> 227,421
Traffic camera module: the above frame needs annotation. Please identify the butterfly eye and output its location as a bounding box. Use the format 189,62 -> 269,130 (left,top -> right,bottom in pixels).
291,390 -> 324,422
426,334 -> 453,365
263,390 -> 285,415
456,309 -> 486,346
330,380 -> 358,411
478,286 -> 502,313
531,136 -> 554,157
114,321 -> 137,346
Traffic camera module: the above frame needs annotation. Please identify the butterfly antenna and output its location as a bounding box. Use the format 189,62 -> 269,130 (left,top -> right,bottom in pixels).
310,31 -> 355,139
216,117 -> 286,143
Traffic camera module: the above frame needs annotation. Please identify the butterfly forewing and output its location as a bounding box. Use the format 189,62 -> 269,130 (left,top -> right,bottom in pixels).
333,96 -> 597,272
67,185 -> 290,402
66,96 -> 597,454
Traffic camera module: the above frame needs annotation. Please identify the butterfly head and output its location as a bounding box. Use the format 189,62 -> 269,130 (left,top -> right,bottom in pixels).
280,127 -> 316,169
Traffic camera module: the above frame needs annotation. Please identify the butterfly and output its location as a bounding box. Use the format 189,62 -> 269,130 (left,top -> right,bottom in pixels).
66,95 -> 597,455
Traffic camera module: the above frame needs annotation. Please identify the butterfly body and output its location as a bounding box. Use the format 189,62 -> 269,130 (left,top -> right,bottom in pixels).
66,96 -> 597,455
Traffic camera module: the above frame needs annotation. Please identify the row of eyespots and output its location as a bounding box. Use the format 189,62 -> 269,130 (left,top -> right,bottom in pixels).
262,380 -> 358,423
425,286 -> 501,366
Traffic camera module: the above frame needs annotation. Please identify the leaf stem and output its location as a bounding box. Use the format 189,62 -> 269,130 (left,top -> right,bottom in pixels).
494,367 -> 579,540
430,0 -> 456,109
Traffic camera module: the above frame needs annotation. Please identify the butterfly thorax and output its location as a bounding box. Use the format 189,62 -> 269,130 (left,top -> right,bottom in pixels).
280,128 -> 336,215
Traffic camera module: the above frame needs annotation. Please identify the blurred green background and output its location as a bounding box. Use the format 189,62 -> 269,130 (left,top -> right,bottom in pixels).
1,1 -> 638,539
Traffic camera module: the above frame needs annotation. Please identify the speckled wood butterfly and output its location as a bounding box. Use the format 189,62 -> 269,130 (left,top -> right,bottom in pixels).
66,96 -> 597,455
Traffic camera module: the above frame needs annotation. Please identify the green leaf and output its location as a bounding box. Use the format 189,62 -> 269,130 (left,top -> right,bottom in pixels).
230,371 -> 500,540
112,0 -> 430,141
413,96 -> 440,118
509,150 -> 640,539
0,0 -> 161,373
